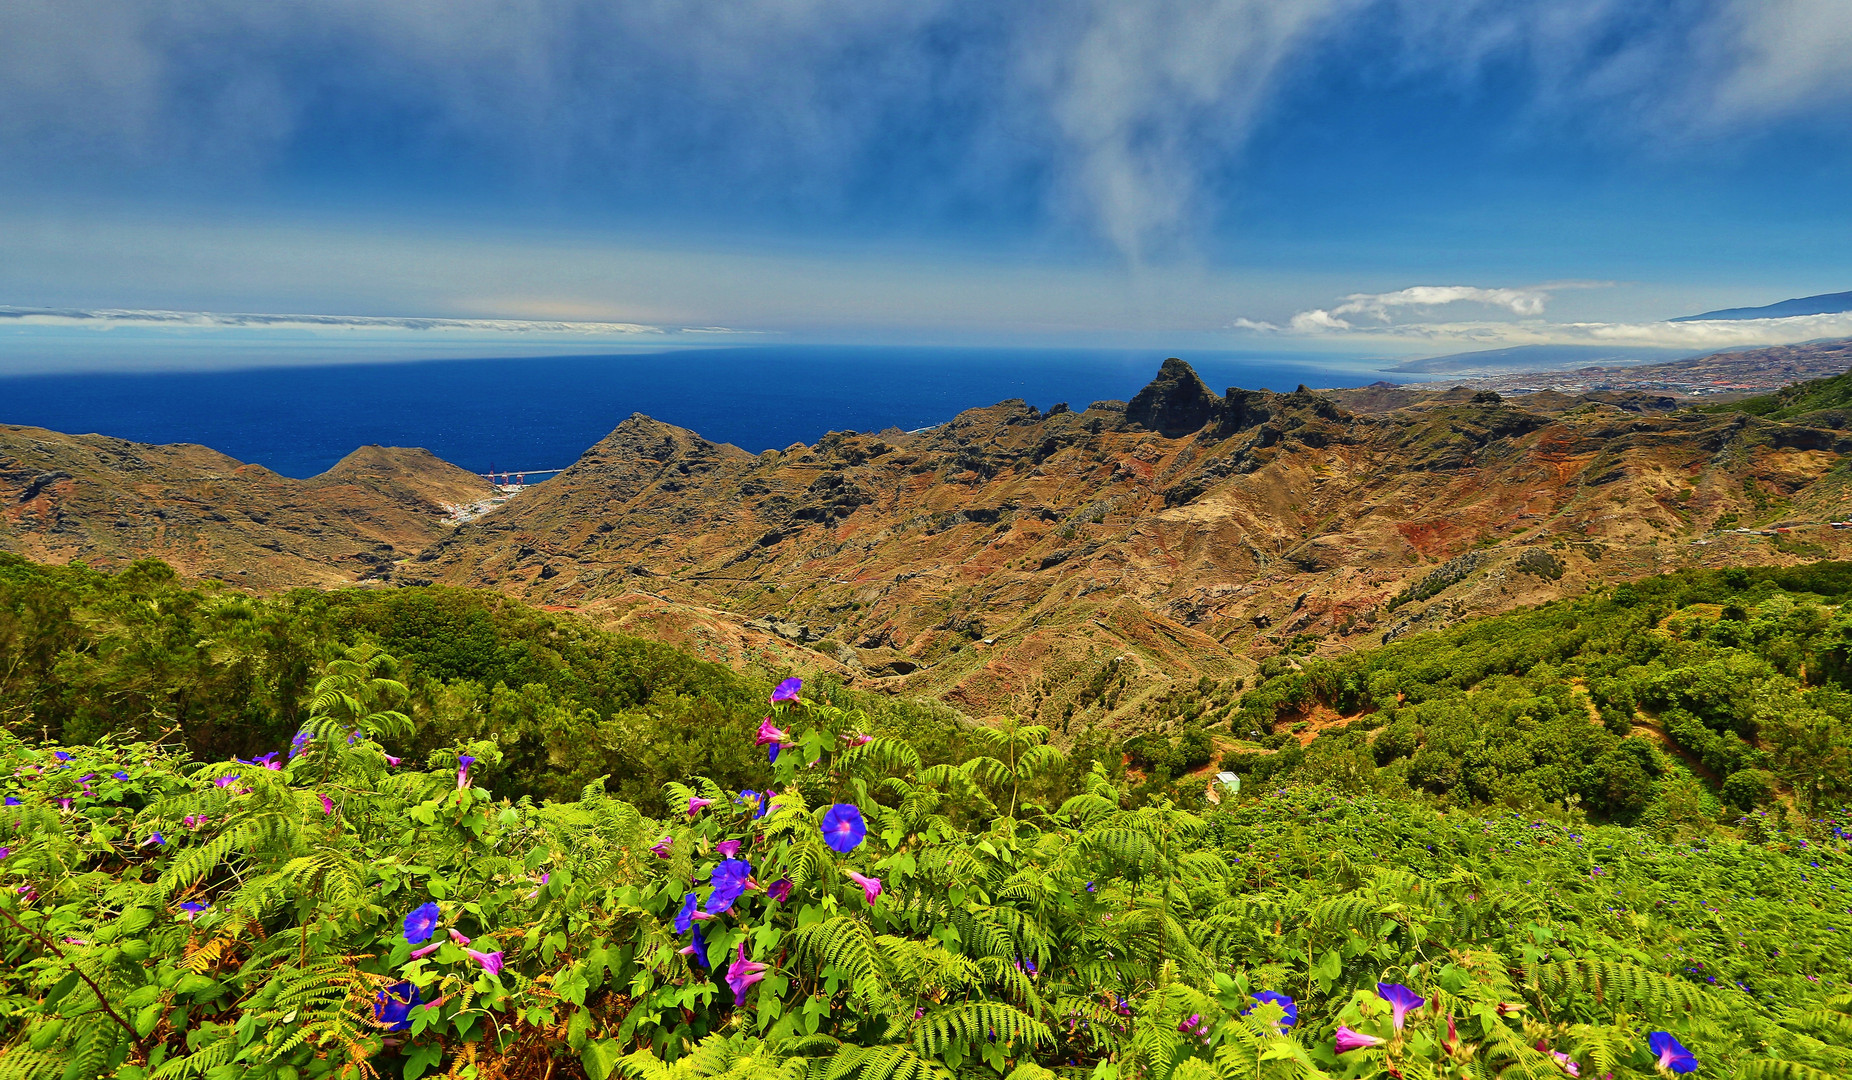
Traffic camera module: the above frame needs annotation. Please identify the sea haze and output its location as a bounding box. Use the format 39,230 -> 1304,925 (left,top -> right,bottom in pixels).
0,346 -> 1396,478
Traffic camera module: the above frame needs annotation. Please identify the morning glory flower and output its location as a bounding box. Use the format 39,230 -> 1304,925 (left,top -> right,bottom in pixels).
384,754 -> 402,767
183,815 -> 208,828
840,732 -> 872,747
112,772 -> 129,781
650,836 -> 673,858
52,752 -> 70,762
688,797 -> 714,818
736,789 -> 759,805
707,859 -> 754,914
1376,983 -> 1425,1031
402,902 -> 441,944
78,773 -> 95,783
319,794 -> 335,816
679,923 -> 707,967
467,949 -> 504,977
674,892 -> 703,935
754,720 -> 789,746
767,878 -> 794,903
214,774 -> 241,789
141,832 -> 165,847
1647,1033 -> 1696,1074
179,901 -> 211,921
4,797 -> 19,806
726,943 -> 768,999
290,730 -> 310,758
56,798 -> 71,810
0,847 -> 10,860
768,743 -> 782,764
457,755 -> 475,790
449,928 -> 472,946
715,840 -> 741,858
770,677 -> 802,704
821,804 -> 867,853
255,753 -> 282,770
373,981 -> 423,1032
1243,991 -> 1298,1030
844,869 -> 882,905
1334,1025 -> 1383,1053
1549,1049 -> 1580,1077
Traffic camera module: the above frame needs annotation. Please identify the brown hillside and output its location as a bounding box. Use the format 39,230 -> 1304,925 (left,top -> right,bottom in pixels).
0,429 -> 494,588
410,357 -> 1852,725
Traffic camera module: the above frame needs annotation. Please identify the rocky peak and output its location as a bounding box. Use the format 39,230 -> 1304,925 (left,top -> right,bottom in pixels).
1127,358 -> 1221,437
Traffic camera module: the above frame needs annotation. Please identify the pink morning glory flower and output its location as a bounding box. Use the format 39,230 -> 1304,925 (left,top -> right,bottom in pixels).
449,928 -> 472,946
384,754 -> 402,767
844,869 -> 882,905
650,836 -> 673,858
688,797 -> 714,818
755,719 -> 789,746
726,943 -> 768,999
1334,1025 -> 1383,1053
409,943 -> 441,960
715,840 -> 741,858
767,878 -> 794,902
319,794 -> 335,815
456,755 -> 475,790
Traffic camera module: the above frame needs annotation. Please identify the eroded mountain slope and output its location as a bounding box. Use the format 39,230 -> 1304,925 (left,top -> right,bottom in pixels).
414,358 -> 1852,722
0,428 -> 494,588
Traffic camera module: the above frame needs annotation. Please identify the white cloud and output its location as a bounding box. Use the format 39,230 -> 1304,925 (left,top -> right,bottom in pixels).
0,306 -> 675,336
1269,310 -> 1852,351
1331,285 -> 1551,320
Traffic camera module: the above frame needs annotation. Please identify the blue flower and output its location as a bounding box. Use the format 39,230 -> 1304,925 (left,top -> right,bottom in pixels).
675,892 -> 700,935
707,859 -> 754,914
1243,991 -> 1298,1030
374,981 -> 423,1032
679,923 -> 708,968
402,901 -> 441,944
112,772 -> 130,781
822,804 -> 866,853
771,677 -> 802,704
1648,1032 -> 1697,1074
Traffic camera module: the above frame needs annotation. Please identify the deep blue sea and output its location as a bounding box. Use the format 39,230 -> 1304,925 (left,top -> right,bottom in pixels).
0,346 -> 1397,478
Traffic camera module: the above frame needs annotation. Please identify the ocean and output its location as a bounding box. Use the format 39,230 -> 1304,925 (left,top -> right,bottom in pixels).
0,346 -> 1398,478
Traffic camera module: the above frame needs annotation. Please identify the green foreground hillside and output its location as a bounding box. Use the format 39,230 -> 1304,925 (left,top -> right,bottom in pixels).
1,554 -> 1850,1079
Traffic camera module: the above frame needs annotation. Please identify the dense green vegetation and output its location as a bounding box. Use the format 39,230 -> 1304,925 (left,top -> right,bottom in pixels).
5,555 -> 1852,1077
1703,367 -> 1852,421
0,555 -> 977,812
1217,563 -> 1852,830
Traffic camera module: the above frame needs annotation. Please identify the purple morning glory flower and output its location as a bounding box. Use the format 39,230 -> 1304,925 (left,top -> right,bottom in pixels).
715,840 -> 741,858
1648,1033 -> 1696,1074
679,923 -> 708,967
179,901 -> 211,920
1335,1025 -> 1383,1053
141,832 -> 165,847
290,730 -> 310,757
4,797 -> 19,806
214,774 -> 241,789
822,803 -> 866,853
457,755 -> 475,790
403,901 -> 441,944
768,743 -> 782,764
1085,881 -> 1096,893
1376,982 -> 1425,1031
1243,991 -> 1297,1030
727,944 -> 767,999
467,949 -> 504,977
374,981 -> 422,1032
384,754 -> 402,767
0,847 -> 10,860
767,878 -> 794,902
754,720 -> 789,746
409,942 -> 441,960
651,835 -> 673,858
112,772 -> 129,781
770,677 -> 802,704
52,752 -> 70,762
78,773 -> 95,783
706,859 -> 754,914
688,797 -> 714,818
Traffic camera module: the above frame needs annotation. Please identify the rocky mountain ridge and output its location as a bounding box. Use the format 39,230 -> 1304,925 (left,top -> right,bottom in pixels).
0,427 -> 494,588
412,355 -> 1852,725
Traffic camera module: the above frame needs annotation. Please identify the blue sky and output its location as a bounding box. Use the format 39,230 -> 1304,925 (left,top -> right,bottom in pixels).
2,0 -> 1850,370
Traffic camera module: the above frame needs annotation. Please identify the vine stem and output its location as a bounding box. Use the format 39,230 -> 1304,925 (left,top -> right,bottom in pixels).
0,902 -> 150,1053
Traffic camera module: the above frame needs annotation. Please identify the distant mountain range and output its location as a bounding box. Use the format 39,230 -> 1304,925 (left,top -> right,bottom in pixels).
1674,289 -> 1852,322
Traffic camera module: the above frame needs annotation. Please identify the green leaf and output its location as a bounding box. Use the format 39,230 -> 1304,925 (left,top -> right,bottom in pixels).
581,1038 -> 622,1080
